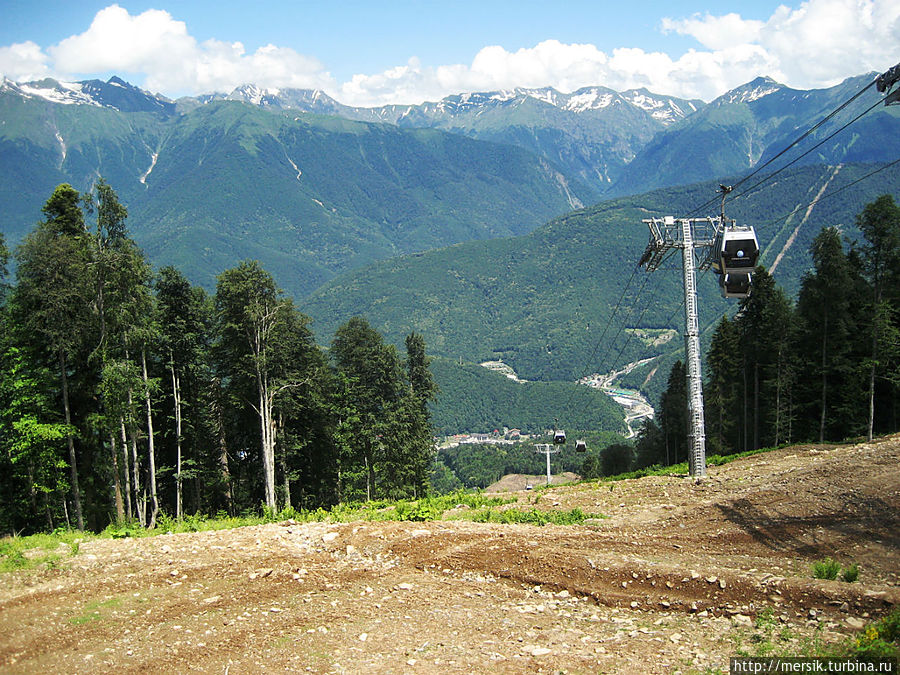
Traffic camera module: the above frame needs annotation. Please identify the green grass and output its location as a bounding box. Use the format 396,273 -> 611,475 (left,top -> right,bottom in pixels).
448,506 -> 600,526
68,597 -> 123,626
841,562 -> 860,583
0,529 -> 92,572
2,489 -> 603,569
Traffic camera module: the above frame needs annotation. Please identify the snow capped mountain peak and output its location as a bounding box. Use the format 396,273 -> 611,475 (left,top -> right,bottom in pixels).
2,76 -> 174,113
621,88 -> 701,124
228,84 -> 279,105
720,76 -> 784,104
562,87 -> 617,112
13,78 -> 102,106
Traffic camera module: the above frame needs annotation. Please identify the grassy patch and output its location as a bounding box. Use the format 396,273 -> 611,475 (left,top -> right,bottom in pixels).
0,529 -> 92,573
845,609 -> 900,658
4,488 -> 603,560
68,597 -> 123,626
450,506 -> 600,526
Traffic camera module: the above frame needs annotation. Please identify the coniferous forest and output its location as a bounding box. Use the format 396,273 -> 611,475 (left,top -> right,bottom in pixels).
0,182 -> 438,534
2,182 -> 900,535
634,195 -> 900,471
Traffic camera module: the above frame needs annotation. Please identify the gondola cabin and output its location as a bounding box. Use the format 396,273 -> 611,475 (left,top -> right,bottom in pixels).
712,225 -> 759,275
553,429 -> 567,445
575,439 -> 587,453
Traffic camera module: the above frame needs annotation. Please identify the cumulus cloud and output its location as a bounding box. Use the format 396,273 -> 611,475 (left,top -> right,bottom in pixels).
7,4 -> 334,95
340,0 -> 900,105
1,0 -> 898,105
0,41 -> 52,82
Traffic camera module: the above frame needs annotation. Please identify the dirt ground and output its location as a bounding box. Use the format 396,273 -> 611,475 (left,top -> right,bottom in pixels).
1,435 -> 898,674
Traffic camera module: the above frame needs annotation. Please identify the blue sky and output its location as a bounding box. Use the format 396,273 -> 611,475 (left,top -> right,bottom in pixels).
2,0 -> 898,105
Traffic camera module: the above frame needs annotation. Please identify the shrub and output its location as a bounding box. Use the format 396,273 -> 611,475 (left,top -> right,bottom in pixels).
841,563 -> 860,583
812,557 -> 841,580
851,609 -> 900,658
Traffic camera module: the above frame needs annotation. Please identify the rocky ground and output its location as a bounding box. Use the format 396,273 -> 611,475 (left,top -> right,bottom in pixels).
1,435 -> 898,674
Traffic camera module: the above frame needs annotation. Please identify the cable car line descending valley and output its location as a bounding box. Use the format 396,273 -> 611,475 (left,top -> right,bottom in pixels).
539,62 -> 900,476
626,61 -> 900,479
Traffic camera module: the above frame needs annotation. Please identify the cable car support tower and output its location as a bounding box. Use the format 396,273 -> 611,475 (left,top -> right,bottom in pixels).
638,187 -> 759,479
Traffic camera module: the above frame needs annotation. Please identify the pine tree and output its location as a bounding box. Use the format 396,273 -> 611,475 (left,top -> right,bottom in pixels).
331,317 -> 408,500
404,332 -> 438,497
735,267 -> 795,450
795,227 -> 861,441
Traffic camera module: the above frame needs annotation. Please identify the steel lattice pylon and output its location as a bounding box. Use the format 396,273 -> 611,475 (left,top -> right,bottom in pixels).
639,216 -> 724,479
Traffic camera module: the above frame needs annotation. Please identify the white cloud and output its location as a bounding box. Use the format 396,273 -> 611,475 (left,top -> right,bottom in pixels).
0,41 -> 52,82
0,0 -> 898,105
340,0 -> 900,106
13,4 -> 334,95
661,12 -> 765,51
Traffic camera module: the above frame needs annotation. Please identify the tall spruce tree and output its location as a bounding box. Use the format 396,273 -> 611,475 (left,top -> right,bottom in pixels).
658,360 -> 688,465
855,195 -> 900,440
13,184 -> 94,530
705,315 -> 741,453
155,266 -> 211,519
331,317 -> 409,500
404,332 -> 438,497
735,267 -> 795,450
795,227 -> 861,441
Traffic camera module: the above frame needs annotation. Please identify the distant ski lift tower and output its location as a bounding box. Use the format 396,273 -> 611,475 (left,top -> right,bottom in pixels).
639,215 -> 719,478
534,443 -> 562,486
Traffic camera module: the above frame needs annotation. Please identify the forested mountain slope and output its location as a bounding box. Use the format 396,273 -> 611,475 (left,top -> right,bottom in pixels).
610,74 -> 900,197
303,162 -> 900,389
0,80 -> 594,298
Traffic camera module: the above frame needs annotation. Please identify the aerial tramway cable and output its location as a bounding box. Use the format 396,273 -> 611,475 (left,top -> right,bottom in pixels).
548,66 -> 896,455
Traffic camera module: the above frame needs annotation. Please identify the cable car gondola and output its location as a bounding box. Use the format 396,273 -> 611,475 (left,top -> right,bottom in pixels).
574,439 -> 587,453
711,224 -> 759,298
553,429 -> 567,445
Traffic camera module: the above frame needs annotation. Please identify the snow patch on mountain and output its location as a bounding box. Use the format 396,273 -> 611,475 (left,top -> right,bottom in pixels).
564,90 -> 614,112
721,77 -> 783,104
622,89 -> 700,124
18,80 -> 102,107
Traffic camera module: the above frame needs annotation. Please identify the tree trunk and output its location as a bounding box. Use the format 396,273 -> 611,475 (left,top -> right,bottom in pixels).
120,417 -> 133,521
278,412 -> 290,510
170,355 -> 183,520
141,348 -> 159,528
110,431 -> 124,522
819,318 -> 828,443
259,379 -> 276,510
254,318 -> 277,510
211,378 -> 233,515
742,361 -> 749,452
753,362 -> 760,451
59,350 -> 84,530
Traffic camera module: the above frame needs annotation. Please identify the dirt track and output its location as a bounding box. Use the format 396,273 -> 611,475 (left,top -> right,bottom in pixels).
1,436 -> 898,674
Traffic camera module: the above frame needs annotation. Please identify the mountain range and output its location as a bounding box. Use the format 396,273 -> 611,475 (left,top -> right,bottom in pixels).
2,71 -> 899,424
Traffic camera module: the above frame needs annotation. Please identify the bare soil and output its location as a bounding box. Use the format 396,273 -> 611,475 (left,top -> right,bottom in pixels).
2,435 -> 899,674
